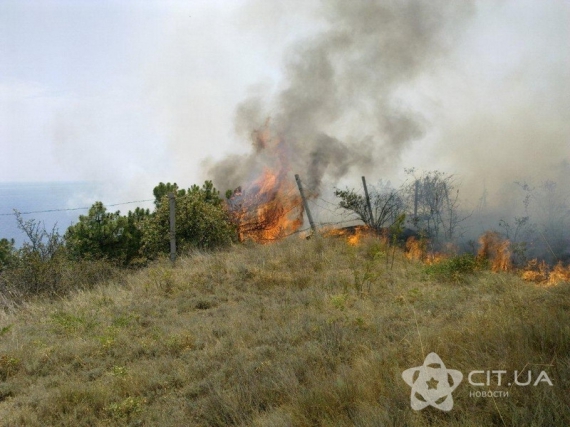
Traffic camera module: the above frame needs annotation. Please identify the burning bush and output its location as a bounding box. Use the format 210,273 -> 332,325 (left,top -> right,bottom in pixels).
226,171 -> 303,243
477,231 -> 512,272
226,128 -> 304,243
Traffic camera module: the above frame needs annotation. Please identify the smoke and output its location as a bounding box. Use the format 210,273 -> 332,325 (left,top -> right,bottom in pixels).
209,0 -> 475,193
30,0 -> 567,254
208,0 -> 570,259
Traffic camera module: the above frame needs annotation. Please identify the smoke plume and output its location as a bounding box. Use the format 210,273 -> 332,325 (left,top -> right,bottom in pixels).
209,0 -> 474,193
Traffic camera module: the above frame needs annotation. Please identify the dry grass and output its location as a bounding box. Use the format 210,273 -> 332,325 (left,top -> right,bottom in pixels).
0,235 -> 568,426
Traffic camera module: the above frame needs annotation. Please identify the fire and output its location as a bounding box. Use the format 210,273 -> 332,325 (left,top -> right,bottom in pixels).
522,259 -> 570,285
521,259 -> 549,283
347,234 -> 360,246
547,262 -> 570,285
405,236 -> 426,261
227,126 -> 304,243
477,231 -> 512,272
347,231 -> 363,246
322,225 -> 373,246
424,252 -> 447,265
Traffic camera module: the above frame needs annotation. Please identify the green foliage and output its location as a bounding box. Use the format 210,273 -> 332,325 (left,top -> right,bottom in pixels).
424,253 -> 482,282
334,188 -> 363,217
65,202 -> 123,260
106,396 -> 146,421
389,213 -> 406,243
152,182 -> 186,208
188,180 -> 222,207
5,248 -> 65,296
124,207 -> 151,266
142,181 -> 236,257
0,238 -> 15,272
65,202 -> 149,266
0,180 -> 235,300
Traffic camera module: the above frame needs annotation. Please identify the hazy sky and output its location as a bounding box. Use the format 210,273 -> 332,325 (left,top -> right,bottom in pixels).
1,0 -> 569,206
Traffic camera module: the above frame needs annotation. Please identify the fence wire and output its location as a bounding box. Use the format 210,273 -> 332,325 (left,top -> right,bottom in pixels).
0,176 -> 367,238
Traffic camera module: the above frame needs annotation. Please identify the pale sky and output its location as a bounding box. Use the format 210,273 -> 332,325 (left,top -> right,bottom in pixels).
0,0 -> 287,192
1,0 -> 569,205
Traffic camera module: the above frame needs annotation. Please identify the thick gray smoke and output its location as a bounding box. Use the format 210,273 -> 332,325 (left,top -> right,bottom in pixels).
208,0 -> 569,262
209,0 -> 474,193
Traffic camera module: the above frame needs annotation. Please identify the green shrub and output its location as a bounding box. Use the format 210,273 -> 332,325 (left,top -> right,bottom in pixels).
0,238 -> 15,272
2,247 -> 66,296
0,213 -> 68,296
0,213 -> 118,301
1,253 -> 118,301
424,253 -> 482,282
141,181 -> 236,258
65,203 -> 149,266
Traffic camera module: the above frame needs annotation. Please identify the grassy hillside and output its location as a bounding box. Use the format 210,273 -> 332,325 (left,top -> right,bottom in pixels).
0,236 -> 568,426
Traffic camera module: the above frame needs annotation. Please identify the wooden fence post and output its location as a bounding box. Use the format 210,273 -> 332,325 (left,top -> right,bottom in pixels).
361,176 -> 374,226
169,193 -> 176,263
294,174 -> 317,235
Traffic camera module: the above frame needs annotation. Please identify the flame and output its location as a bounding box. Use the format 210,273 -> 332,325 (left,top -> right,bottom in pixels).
405,236 -> 426,261
522,259 -> 570,285
424,252 -> 447,265
322,225 -> 372,246
348,233 -> 361,246
227,126 -> 304,243
547,262 -> 570,285
521,258 -> 549,283
477,231 -> 512,272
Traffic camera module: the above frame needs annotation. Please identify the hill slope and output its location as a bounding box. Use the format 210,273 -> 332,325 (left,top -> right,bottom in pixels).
0,236 -> 569,426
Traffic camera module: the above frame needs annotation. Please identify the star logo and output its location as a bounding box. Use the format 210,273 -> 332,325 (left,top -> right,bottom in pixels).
402,352 -> 463,411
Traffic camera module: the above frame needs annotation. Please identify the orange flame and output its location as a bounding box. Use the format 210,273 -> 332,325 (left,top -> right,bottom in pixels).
424,252 -> 448,265
322,225 -> 372,246
347,232 -> 362,246
477,231 -> 512,272
521,258 -> 549,283
547,262 -> 570,285
227,126 -> 304,243
522,259 -> 570,285
405,236 -> 426,261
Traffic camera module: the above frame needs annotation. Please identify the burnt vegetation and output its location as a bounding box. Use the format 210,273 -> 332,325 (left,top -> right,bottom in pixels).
334,170 -> 570,272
